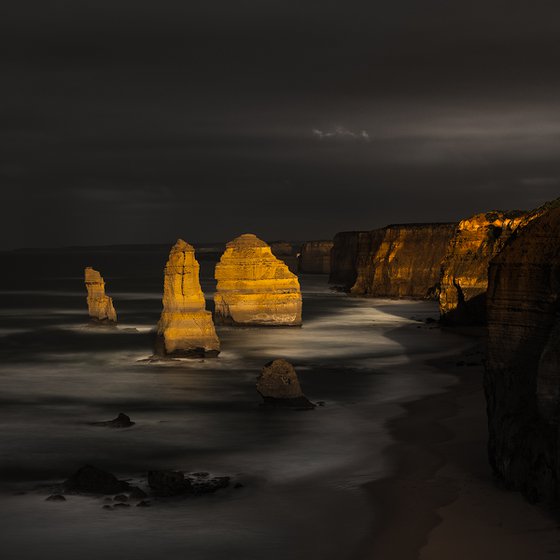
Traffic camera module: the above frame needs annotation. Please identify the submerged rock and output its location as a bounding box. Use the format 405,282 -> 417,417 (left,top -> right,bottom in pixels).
63,465 -> 131,495
84,267 -> 117,324
485,200 -> 560,502
45,494 -> 66,502
214,234 -> 302,326
156,239 -> 220,358
148,470 -> 192,497
93,413 -> 135,428
257,359 -> 315,409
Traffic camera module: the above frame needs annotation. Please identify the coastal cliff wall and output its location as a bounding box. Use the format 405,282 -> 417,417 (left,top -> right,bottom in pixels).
485,204 -> 560,501
298,241 -> 333,274
329,231 -> 370,289
439,211 -> 527,324
350,223 -> 457,298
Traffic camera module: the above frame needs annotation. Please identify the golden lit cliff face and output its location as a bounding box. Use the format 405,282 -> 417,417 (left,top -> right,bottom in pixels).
438,211 -> 528,323
157,239 -> 220,356
214,233 -> 302,326
351,224 -> 456,298
84,267 -> 117,323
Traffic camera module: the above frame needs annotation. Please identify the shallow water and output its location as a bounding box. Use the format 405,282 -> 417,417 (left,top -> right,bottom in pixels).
0,247 -> 469,559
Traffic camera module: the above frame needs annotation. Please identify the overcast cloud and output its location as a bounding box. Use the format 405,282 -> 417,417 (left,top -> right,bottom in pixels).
2,1 -> 560,248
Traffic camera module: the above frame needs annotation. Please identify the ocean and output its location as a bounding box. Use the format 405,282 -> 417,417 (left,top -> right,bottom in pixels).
0,245 -> 469,559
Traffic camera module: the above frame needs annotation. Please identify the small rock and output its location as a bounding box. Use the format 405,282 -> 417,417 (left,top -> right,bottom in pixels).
93,413 -> 135,428
234,483 -> 244,489
187,475 -> 230,495
114,494 -> 128,502
64,465 -> 131,495
316,401 -> 326,407
113,502 -> 131,508
46,494 -> 66,502
136,500 -> 151,507
256,359 -> 315,410
102,505 -> 113,510
128,487 -> 148,500
148,470 -> 192,497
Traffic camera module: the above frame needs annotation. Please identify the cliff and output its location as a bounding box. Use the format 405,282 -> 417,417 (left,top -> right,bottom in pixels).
298,240 -> 333,274
84,267 -> 117,323
214,233 -> 302,326
439,211 -> 527,324
485,203 -> 560,501
329,231 -> 370,289
156,239 -> 220,357
350,223 -> 457,298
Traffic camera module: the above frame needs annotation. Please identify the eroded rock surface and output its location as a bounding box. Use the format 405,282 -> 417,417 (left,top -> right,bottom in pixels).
214,234 -> 302,326
257,359 -> 315,409
64,465 -> 132,495
438,211 -> 528,324
156,240 -> 220,357
350,223 -> 456,298
84,267 -> 117,323
299,240 -> 333,274
485,202 -> 560,501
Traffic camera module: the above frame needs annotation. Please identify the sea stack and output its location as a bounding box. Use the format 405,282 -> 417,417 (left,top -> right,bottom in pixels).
257,359 -> 315,409
157,239 -> 220,357
485,201 -> 560,501
84,267 -> 117,323
214,234 -> 302,326
438,211 -> 528,324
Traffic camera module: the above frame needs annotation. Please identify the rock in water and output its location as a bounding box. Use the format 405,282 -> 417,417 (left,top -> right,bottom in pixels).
93,413 -> 135,428
84,267 -> 117,323
64,465 -> 131,494
298,240 -> 334,274
485,200 -> 560,501
438,210 -> 530,324
214,234 -> 302,326
156,239 -> 220,357
257,359 -> 315,409
148,470 -> 192,497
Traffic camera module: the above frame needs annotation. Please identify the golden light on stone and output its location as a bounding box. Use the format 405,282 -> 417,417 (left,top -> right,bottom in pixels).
157,239 -> 220,357
84,267 -> 117,323
214,233 -> 302,326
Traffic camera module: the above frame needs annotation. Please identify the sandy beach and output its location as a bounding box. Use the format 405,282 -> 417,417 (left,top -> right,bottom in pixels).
359,340 -> 560,560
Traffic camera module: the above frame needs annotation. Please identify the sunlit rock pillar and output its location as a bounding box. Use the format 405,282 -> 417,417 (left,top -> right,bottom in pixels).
156,239 -> 220,357
84,267 -> 117,324
214,233 -> 302,326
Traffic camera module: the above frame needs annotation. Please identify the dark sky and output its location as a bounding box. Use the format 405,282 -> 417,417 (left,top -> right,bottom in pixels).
3,1 -> 560,249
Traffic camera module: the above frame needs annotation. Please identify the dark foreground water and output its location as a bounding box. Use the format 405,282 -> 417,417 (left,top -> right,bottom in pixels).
0,246 -> 469,560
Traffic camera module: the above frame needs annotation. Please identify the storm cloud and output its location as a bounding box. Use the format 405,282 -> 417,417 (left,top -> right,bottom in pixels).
2,1 -> 560,248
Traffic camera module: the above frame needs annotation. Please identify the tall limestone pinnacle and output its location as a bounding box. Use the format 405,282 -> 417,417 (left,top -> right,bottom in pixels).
157,239 -> 220,357
84,267 -> 117,323
214,233 -> 302,326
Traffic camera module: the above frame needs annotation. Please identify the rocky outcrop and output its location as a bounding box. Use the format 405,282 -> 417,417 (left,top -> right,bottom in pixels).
438,211 -> 529,324
64,465 -> 132,494
156,240 -> 220,357
298,240 -> 333,274
270,241 -> 299,273
256,359 -> 315,409
350,223 -> 457,298
329,231 -> 370,289
214,234 -> 302,326
84,267 -> 117,323
485,203 -> 560,501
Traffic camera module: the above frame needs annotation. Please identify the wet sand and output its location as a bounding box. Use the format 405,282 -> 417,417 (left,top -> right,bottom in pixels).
359,342 -> 560,560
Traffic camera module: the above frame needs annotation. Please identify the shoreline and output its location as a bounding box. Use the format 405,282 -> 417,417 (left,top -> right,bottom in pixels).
357,339 -> 560,560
